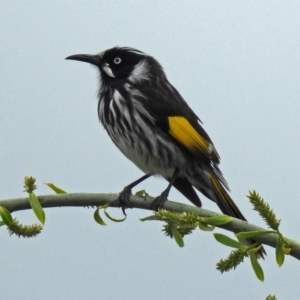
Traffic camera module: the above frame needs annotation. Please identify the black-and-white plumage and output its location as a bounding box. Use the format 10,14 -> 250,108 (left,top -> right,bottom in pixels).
66,46 -> 265,258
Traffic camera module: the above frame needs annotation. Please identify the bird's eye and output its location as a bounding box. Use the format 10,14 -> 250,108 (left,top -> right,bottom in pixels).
113,57 -> 122,64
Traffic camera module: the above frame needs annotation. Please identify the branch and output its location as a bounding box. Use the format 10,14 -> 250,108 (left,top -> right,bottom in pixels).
1,193 -> 300,260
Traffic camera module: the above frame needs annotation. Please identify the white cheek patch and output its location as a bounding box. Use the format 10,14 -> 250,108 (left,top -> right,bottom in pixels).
128,59 -> 150,83
102,64 -> 115,78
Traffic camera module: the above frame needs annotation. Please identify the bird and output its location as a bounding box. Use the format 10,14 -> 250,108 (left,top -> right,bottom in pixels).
66,46 -> 265,258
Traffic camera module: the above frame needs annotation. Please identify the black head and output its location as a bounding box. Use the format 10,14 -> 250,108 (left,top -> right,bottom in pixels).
66,46 -> 163,83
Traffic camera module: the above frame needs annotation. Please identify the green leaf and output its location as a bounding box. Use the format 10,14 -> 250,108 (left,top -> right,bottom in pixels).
0,206 -> 13,226
140,215 -> 161,221
104,209 -> 126,222
198,222 -> 215,231
135,189 -> 148,197
282,244 -> 291,255
276,237 -> 285,266
94,207 -> 106,226
171,228 -> 184,247
0,220 -> 5,227
249,244 -> 263,255
250,252 -> 264,282
45,183 -> 67,194
29,193 -> 46,224
236,230 -> 275,239
202,215 -> 232,225
214,233 -> 243,248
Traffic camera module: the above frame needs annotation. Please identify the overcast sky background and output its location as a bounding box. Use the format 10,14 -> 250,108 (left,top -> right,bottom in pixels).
1,2 -> 300,299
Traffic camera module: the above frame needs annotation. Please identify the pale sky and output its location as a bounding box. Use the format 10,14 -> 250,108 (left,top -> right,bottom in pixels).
1,2 -> 300,299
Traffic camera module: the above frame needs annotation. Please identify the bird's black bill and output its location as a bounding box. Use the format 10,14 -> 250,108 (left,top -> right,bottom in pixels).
65,54 -> 100,66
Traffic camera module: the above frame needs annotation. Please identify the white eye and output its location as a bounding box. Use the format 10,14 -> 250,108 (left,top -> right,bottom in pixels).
113,57 -> 122,64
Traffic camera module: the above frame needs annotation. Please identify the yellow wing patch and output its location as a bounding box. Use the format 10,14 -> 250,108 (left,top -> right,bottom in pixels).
168,116 -> 210,153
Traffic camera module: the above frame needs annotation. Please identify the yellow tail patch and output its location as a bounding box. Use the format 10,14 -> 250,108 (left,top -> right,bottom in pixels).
210,174 -> 246,220
168,116 -> 210,153
210,175 -> 229,202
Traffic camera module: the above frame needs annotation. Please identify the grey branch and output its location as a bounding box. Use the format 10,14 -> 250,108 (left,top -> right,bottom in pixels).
0,193 -> 299,260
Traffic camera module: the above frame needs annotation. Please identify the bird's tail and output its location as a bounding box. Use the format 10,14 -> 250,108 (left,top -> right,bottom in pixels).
210,175 -> 266,259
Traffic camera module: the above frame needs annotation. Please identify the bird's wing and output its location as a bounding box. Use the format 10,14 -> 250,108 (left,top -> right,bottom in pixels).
167,115 -> 220,164
136,82 -> 220,166
130,81 -> 229,189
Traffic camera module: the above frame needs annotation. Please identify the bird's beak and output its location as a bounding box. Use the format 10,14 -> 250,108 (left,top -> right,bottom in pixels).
65,54 -> 101,66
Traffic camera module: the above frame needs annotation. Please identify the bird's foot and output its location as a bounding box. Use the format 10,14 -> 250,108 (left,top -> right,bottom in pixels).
150,190 -> 169,211
117,187 -> 133,215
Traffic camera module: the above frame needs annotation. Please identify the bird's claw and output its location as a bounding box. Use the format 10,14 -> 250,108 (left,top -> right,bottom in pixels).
150,190 -> 168,210
117,187 -> 133,215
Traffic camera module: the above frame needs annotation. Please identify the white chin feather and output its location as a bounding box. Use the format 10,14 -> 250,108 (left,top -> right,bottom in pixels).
102,65 -> 115,78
